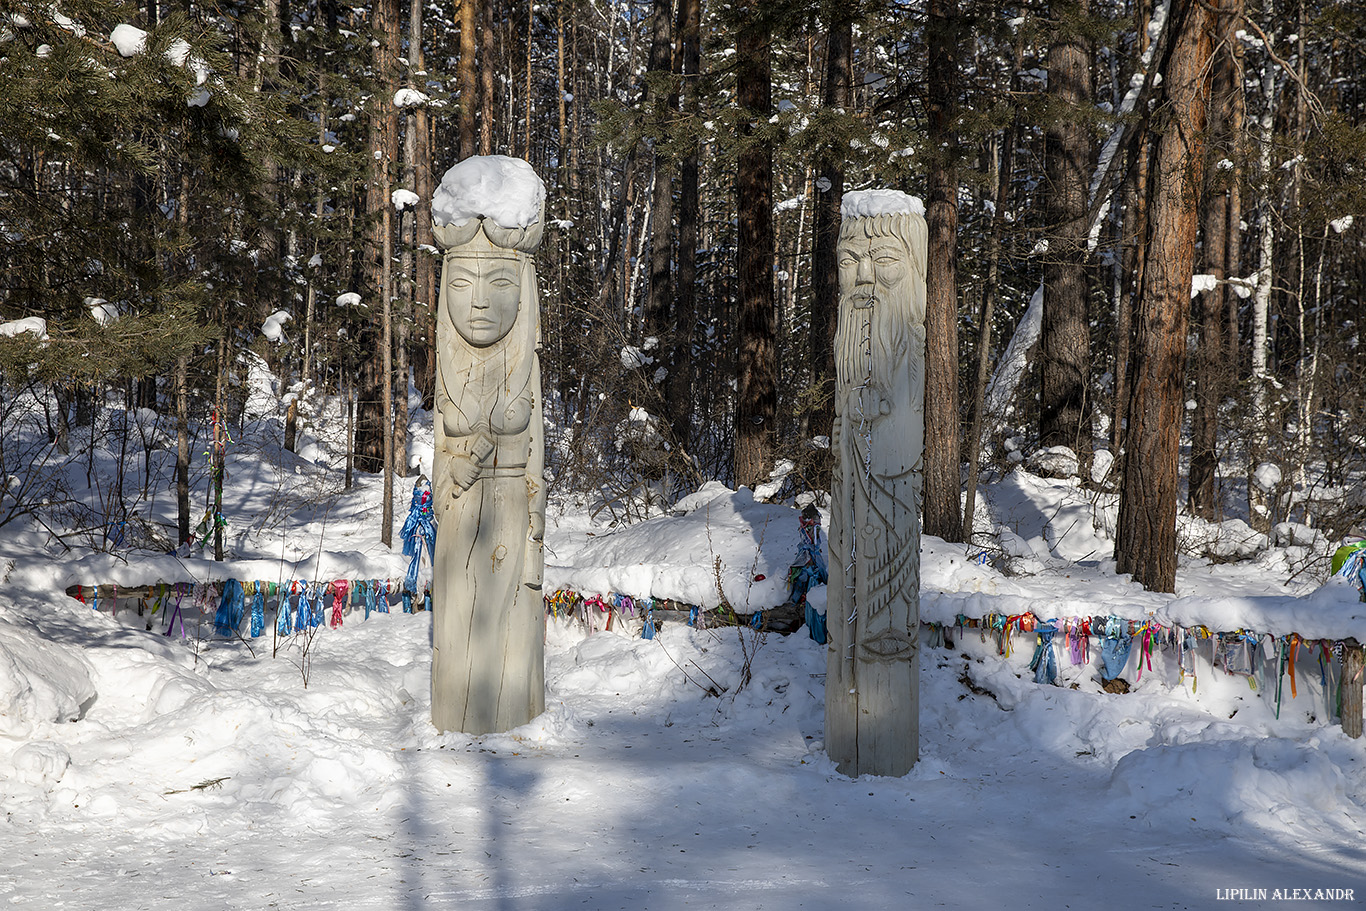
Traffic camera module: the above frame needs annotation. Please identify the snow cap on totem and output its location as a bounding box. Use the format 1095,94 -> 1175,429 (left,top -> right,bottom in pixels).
841,188 -> 925,219
431,155 -> 545,254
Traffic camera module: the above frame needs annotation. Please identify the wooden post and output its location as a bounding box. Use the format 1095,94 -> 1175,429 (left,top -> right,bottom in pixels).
429,158 -> 547,736
1343,638 -> 1363,739
825,193 -> 927,778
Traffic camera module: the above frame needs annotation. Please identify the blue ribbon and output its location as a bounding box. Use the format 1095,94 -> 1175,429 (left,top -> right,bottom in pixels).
1029,621 -> 1059,685
1100,619 -> 1132,681
294,583 -> 311,632
400,480 -> 437,593
214,579 -> 245,637
249,584 -> 265,633
309,582 -> 325,627
277,585 -> 294,636
398,480 -> 434,595
805,603 -> 827,644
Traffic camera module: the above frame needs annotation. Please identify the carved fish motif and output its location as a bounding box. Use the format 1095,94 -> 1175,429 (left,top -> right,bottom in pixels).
858,628 -> 918,662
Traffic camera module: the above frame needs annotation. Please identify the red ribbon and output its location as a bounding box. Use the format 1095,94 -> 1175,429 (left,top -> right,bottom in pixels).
330,580 -> 349,629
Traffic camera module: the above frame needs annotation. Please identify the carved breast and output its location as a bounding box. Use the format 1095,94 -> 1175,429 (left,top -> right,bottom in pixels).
441,360 -> 535,439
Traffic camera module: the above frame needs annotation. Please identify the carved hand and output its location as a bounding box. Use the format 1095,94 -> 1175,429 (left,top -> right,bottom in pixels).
447,453 -> 481,492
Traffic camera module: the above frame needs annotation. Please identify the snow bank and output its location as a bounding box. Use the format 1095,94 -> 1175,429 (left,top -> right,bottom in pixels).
1,421 -> 1365,907
545,486 -> 803,610
1158,576 -> 1366,640
54,548 -> 412,592
0,623 -> 95,737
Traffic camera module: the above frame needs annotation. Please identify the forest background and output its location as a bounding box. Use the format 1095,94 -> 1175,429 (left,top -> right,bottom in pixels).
1,0 -> 1364,594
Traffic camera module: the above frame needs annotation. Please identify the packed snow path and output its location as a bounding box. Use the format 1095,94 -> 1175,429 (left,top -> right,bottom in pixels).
2,589 -> 1362,911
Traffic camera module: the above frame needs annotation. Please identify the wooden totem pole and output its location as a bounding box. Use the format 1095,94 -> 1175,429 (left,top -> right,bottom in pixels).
430,156 -> 547,735
825,190 -> 927,777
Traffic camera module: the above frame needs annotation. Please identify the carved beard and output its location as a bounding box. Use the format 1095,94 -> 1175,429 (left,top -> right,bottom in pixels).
835,304 -> 873,391
835,295 -> 908,395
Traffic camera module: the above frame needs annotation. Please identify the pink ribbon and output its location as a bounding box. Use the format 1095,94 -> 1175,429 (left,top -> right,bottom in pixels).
330,580 -> 349,629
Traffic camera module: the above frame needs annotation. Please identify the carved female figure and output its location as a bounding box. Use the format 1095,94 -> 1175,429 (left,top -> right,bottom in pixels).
825,193 -> 927,777
430,157 -> 546,735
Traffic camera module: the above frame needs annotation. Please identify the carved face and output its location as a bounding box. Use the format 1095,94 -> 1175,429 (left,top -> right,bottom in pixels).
837,232 -> 911,311
445,256 -> 522,347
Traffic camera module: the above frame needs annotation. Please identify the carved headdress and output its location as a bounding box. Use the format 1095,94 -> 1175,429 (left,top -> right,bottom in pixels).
432,155 -> 545,351
431,210 -> 544,256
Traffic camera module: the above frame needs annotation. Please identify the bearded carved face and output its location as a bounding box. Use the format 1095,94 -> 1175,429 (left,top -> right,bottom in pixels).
444,255 -> 522,347
837,232 -> 912,312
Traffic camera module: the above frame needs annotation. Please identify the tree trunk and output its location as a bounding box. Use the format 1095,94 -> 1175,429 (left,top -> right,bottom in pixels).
346,385 -> 355,490
1115,0 -> 1221,593
212,405 -> 225,561
458,0 -> 478,159
357,0 -> 401,478
964,120 -> 1017,540
1188,10 -> 1243,518
1111,0 -> 1152,458
480,0 -> 495,155
523,0 -> 534,157
1343,639 -> 1364,739
808,10 -> 851,474
410,0 -> 437,409
668,0 -> 701,460
175,353 -> 190,547
382,202 -> 395,546
1248,16 -> 1278,532
733,5 -> 775,489
1113,142 -> 1148,456
923,0 -> 963,542
644,0 -> 674,445
1040,1 -> 1093,463
355,0 -> 398,478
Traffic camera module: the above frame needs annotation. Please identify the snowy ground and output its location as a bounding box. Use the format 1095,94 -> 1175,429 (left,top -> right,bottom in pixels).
2,408 -> 1365,909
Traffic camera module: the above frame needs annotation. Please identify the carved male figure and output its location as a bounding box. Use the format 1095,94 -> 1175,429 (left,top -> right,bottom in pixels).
825,191 -> 927,777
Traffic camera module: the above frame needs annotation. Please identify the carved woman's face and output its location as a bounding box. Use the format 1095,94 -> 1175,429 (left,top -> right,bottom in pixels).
838,233 -> 911,311
445,256 -> 521,347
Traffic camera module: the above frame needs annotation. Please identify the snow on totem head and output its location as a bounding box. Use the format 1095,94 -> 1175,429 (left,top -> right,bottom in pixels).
431,156 -> 545,254
841,188 -> 925,219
